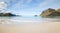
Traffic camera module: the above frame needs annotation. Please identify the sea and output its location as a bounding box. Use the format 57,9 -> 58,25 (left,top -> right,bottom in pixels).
0,16 -> 60,25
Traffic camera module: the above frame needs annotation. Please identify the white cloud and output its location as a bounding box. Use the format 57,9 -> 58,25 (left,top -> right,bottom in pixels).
0,2 -> 7,9
38,0 -> 55,7
26,0 -> 32,3
11,0 -> 33,9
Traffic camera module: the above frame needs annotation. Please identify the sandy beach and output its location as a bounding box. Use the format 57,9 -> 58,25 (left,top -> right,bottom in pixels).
0,0 -> 60,33
0,22 -> 60,33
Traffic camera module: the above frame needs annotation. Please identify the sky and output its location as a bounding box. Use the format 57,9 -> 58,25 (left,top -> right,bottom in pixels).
0,0 -> 60,16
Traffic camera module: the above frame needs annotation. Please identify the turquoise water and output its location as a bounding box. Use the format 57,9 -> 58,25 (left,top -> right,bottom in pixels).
0,16 -> 60,24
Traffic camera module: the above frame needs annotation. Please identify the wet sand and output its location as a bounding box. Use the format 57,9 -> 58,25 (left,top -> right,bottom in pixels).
0,22 -> 60,33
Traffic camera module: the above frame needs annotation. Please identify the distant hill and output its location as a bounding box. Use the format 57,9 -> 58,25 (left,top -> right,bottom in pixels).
40,8 -> 60,17
34,15 -> 38,17
0,13 -> 17,16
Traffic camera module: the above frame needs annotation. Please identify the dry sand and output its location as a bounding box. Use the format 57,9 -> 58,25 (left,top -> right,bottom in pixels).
0,22 -> 60,33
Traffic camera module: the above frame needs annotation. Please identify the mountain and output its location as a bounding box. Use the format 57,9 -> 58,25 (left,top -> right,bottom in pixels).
40,8 -> 60,17
0,13 -> 17,16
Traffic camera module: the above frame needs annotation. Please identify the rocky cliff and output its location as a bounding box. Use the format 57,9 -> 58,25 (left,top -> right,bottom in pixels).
40,8 -> 60,17
57,9 -> 60,12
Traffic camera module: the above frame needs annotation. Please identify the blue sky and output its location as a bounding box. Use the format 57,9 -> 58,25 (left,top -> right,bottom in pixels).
0,0 -> 60,16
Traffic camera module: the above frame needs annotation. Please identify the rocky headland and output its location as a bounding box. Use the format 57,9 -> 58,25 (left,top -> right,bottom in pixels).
0,13 -> 17,16
40,8 -> 60,17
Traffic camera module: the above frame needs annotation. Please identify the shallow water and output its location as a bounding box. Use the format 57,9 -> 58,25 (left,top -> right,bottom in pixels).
0,16 -> 60,25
